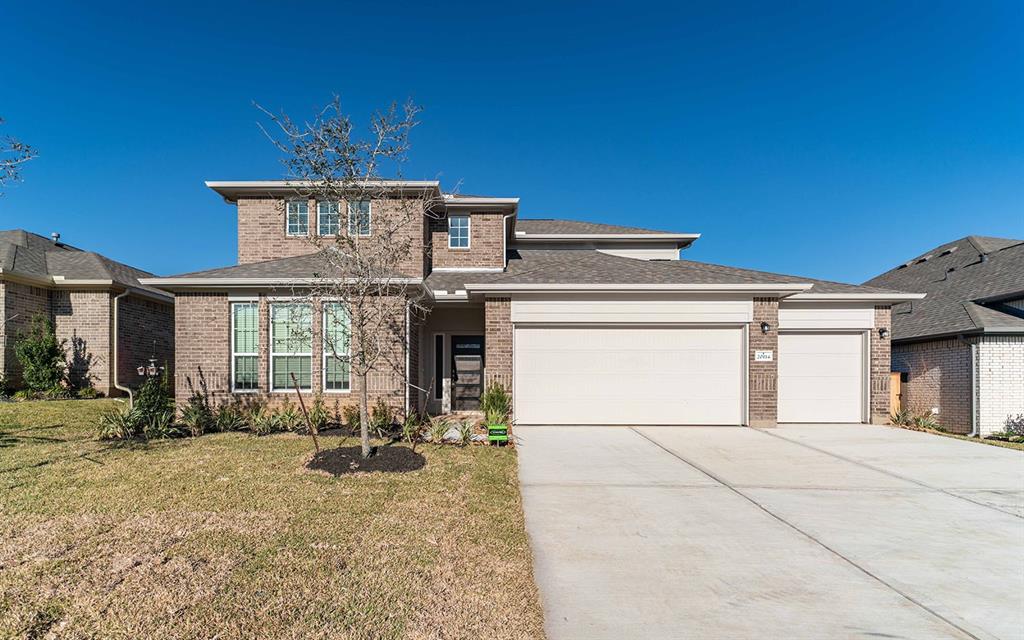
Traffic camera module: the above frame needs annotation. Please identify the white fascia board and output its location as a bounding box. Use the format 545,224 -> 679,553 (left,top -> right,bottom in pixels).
433,292 -> 470,302
431,267 -> 505,273
787,292 -> 927,302
514,232 -> 700,242
138,277 -> 424,290
206,180 -> 441,202
463,283 -> 812,294
443,197 -> 519,205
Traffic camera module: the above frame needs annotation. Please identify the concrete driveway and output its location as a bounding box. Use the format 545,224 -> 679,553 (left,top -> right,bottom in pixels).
516,424 -> 1024,640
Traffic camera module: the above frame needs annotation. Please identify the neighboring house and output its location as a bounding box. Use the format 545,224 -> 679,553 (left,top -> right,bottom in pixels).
0,229 -> 174,395
144,180 -> 921,426
865,236 -> 1024,435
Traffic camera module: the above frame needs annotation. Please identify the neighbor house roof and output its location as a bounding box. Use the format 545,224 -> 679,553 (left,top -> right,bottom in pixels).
513,218 -> 700,246
864,235 -> 1024,341
515,219 -> 678,235
0,230 -> 170,300
426,248 -> 913,298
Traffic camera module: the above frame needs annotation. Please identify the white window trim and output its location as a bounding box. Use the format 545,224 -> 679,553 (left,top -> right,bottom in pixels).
322,302 -> 352,393
317,200 -> 340,237
348,199 -> 372,237
230,302 -> 259,393
269,302 -> 313,393
286,200 -> 309,237
448,215 -> 471,249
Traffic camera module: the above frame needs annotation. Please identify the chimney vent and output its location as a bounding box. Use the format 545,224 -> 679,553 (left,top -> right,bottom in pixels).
51,232 -> 61,244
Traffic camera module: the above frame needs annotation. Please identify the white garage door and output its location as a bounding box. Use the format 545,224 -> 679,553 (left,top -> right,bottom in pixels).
513,326 -> 744,425
778,332 -> 864,423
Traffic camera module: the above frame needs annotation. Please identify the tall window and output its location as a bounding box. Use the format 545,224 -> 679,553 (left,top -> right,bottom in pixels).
318,201 -> 340,236
270,303 -> 312,391
231,302 -> 258,392
348,200 -> 371,236
322,302 -> 351,392
286,200 -> 309,236
448,215 -> 470,248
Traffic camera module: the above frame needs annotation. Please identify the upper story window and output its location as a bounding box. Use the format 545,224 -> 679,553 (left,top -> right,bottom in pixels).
348,200 -> 371,236
448,215 -> 470,249
318,201 -> 340,236
270,303 -> 312,391
286,201 -> 309,236
231,302 -> 259,392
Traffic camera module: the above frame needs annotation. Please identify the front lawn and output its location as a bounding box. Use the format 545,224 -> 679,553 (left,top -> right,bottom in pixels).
0,400 -> 545,639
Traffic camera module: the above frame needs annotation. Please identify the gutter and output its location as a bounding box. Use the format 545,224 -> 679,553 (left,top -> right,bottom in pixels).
112,290 -> 134,408
139,276 -> 424,291
786,292 -> 927,303
462,282 -> 813,294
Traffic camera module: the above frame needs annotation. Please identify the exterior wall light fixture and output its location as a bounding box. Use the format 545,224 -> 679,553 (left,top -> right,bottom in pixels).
879,327 -> 889,339
760,321 -> 771,334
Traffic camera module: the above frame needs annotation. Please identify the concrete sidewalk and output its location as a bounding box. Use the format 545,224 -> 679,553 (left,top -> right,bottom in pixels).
517,425 -> 1024,640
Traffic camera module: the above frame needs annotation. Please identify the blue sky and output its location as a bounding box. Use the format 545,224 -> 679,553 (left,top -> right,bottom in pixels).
1,1 -> 1021,283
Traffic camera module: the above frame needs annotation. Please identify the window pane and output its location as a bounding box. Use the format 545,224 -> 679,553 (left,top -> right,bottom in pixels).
323,302 -> 350,356
233,303 -> 258,353
287,201 -> 309,235
234,355 -> 259,390
318,201 -> 340,236
271,304 -> 312,352
325,356 -> 350,390
273,356 -> 311,389
449,216 -> 469,248
348,200 -> 371,235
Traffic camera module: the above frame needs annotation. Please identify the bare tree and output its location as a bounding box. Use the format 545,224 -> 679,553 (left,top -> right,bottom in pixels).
257,97 -> 444,458
0,117 -> 35,194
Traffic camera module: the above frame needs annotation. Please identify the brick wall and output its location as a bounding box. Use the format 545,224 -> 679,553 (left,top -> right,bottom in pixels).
0,281 -> 52,387
892,337 -> 973,434
237,197 -> 427,278
51,290 -> 112,394
870,306 -> 892,424
977,335 -> 1024,436
749,297 -> 779,427
175,292 -> 231,407
118,294 -> 175,393
484,297 -> 513,401
429,212 -> 505,269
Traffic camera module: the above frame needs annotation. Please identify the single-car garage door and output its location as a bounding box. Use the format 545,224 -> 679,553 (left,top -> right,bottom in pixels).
778,332 -> 865,423
514,326 -> 744,425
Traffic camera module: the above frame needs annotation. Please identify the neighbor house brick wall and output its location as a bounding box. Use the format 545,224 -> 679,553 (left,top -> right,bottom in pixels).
484,297 -> 513,400
0,281 -> 52,387
429,212 -> 506,270
891,338 -> 974,434
117,294 -> 175,393
749,297 -> 779,427
976,335 -> 1024,436
237,197 -> 427,278
870,305 -> 892,424
52,290 -> 112,394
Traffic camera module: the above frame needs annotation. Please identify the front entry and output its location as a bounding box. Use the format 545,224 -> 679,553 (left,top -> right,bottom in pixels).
451,335 -> 485,411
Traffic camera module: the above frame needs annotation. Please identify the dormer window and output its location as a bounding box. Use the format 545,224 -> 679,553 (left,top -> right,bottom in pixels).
448,215 -> 470,249
348,200 -> 372,236
318,201 -> 340,236
286,201 -> 309,236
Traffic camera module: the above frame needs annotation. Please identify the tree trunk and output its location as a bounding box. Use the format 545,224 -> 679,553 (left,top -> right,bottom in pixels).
359,370 -> 371,458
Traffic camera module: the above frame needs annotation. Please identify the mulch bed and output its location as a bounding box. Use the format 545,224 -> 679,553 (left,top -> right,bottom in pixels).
305,445 -> 426,476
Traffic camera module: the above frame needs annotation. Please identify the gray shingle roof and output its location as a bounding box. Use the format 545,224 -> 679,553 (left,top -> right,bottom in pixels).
514,219 -> 678,235
864,236 -> 1024,340
173,250 -> 411,280
0,229 -> 166,297
426,248 -> 902,294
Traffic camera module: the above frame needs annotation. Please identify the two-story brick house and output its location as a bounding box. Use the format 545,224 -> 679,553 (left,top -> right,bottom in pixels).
144,180 -> 922,426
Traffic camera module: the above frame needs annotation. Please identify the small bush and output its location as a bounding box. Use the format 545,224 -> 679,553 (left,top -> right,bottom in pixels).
98,405 -> 140,440
180,391 -> 214,437
428,417 -> 450,444
889,408 -> 912,427
910,412 -> 941,431
485,408 -> 508,426
14,314 -> 66,393
343,404 -> 360,430
143,409 -> 178,439
401,413 -> 425,446
456,420 -> 475,446
481,382 -> 511,420
76,385 -> 100,399
12,389 -> 33,402
277,401 -> 304,433
370,398 -> 395,436
214,402 -> 247,432
309,395 -> 330,431
134,371 -> 174,427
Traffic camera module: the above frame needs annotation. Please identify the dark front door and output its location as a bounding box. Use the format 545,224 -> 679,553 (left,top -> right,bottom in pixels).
451,335 -> 484,411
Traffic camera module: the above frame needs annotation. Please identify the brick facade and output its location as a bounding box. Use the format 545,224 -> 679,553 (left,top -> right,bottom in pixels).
749,297 -> 779,427
892,338 -> 974,433
869,305 -> 892,424
118,294 -> 175,391
976,335 -> 1024,436
0,281 -> 50,387
428,212 -> 506,270
483,297 -> 513,399
52,290 -> 112,394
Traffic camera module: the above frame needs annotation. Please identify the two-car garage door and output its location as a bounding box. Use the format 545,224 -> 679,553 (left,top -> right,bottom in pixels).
514,326 -> 744,425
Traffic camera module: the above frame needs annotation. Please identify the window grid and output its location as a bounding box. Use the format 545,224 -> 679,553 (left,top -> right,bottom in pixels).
448,215 -> 470,249
348,200 -> 372,236
318,201 -> 340,236
231,302 -> 259,392
286,200 -> 309,236
270,303 -> 313,391
322,302 -> 351,392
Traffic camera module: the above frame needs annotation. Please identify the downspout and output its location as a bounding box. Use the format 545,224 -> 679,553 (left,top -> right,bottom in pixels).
405,301 -> 411,416
112,290 -> 134,408
502,213 -> 515,269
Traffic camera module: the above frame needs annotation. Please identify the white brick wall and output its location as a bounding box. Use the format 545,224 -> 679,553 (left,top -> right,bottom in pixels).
977,335 -> 1024,436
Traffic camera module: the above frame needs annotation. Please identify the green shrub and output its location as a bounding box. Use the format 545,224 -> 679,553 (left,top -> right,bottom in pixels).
249,405 -> 281,436
214,402 -> 247,432
428,417 -> 450,444
889,408 -> 912,426
456,420 -> 475,446
76,385 -> 100,399
911,412 -> 941,431
308,394 -> 329,431
98,405 -> 140,440
12,389 -> 33,402
343,404 -> 360,430
480,382 -> 511,420
485,408 -> 508,426
180,391 -> 214,437
134,371 -> 173,425
14,314 -> 66,393
370,398 -> 394,435
143,409 -> 178,439
277,400 -> 304,432
401,413 -> 425,446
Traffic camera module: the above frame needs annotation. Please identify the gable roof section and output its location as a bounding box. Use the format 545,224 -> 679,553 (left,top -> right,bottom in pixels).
865,235 -> 1024,340
0,229 -> 169,299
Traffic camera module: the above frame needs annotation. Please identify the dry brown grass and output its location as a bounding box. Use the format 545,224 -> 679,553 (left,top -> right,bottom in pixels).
0,400 -> 546,639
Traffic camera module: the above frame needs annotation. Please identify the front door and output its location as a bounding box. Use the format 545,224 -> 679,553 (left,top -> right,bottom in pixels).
451,335 -> 484,411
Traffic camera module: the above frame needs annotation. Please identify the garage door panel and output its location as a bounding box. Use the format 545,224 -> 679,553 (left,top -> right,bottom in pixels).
778,333 -> 864,423
514,326 -> 743,425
